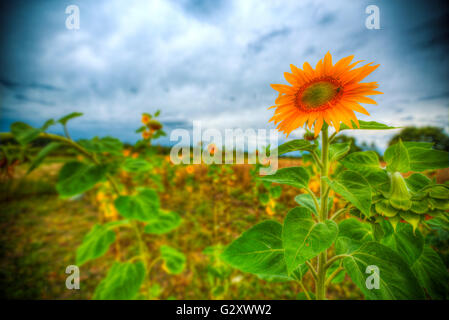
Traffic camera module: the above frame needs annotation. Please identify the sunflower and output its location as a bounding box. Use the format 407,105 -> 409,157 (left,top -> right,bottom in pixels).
141,114 -> 151,125
269,52 -> 382,137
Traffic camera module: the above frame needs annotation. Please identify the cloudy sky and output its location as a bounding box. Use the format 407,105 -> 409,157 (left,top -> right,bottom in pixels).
1,0 -> 448,151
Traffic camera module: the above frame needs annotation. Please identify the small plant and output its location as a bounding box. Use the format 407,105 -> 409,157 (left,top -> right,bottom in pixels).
221,53 -> 449,300
1,111 -> 185,299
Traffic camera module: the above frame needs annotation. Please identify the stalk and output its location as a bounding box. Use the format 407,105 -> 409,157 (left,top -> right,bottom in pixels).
316,125 -> 329,300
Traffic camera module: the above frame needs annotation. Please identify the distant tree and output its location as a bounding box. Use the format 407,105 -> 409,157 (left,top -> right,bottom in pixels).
388,126 -> 449,152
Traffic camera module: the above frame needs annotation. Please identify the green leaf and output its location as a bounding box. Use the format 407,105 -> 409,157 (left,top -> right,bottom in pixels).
323,171 -> 372,216
411,246 -> 449,299
41,119 -> 55,131
221,220 -> 289,279
341,151 -> 381,172
405,173 -> 431,193
56,161 -> 107,198
385,140 -> 410,173
340,120 -> 399,131
275,139 -> 317,156
339,218 -> 374,242
407,147 -> 449,172
294,194 -> 319,215
282,207 -> 338,274
27,142 -> 62,174
343,242 -> 425,299
78,137 -> 123,155
329,142 -> 351,162
10,122 -> 41,145
258,193 -> 269,205
144,211 -> 181,235
380,222 -> 424,265
76,224 -> 116,266
160,245 -> 186,275
429,185 -> 449,199
93,261 -> 145,300
122,158 -> 152,172
260,167 -> 310,189
58,112 -> 83,125
114,188 -> 160,222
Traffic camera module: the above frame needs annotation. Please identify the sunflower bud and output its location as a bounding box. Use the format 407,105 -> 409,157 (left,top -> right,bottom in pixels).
388,172 -> 412,211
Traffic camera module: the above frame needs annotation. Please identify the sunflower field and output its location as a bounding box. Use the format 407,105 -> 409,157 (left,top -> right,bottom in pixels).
1,52 -> 448,302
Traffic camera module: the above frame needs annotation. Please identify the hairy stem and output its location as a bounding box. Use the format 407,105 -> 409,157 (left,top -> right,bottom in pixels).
316,125 -> 329,300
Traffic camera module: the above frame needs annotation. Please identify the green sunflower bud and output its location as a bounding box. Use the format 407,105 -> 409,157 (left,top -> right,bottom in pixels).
388,172 -> 412,211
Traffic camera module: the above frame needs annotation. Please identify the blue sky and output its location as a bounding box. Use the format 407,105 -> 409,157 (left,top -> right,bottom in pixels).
1,0 -> 448,150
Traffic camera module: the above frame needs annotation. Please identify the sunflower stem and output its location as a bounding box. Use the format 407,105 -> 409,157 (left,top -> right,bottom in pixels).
316,125 -> 329,300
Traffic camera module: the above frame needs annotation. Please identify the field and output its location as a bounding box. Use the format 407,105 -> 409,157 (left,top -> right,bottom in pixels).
1,147 -> 448,300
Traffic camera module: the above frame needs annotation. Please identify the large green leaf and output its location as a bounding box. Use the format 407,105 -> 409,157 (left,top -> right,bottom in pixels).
407,147 -> 449,172
385,140 -> 410,173
114,188 -> 160,222
339,218 -> 374,243
329,142 -> 351,162
340,120 -> 399,131
10,122 -> 41,145
341,151 -> 381,172
221,221 -> 289,279
380,222 -> 424,266
76,223 -> 116,266
385,141 -> 449,173
160,245 -> 186,275
411,246 -> 449,300
275,139 -> 317,155
343,242 -> 425,299
78,136 -> 123,155
93,261 -> 145,300
260,167 -> 310,189
144,211 -> 181,235
122,158 -> 152,172
405,173 -> 431,193
323,171 -> 372,216
56,161 -> 107,198
282,207 -> 338,274
27,142 -> 62,174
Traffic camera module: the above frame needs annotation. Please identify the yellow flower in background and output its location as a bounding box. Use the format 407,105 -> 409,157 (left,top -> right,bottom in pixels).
269,52 -> 382,137
207,143 -> 217,155
123,149 -> 131,157
131,152 -> 139,159
141,114 -> 151,124
142,130 -> 151,140
186,165 -> 194,174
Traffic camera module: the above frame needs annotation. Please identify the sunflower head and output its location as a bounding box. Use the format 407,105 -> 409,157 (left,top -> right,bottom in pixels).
269,52 -> 382,137
141,114 -> 151,125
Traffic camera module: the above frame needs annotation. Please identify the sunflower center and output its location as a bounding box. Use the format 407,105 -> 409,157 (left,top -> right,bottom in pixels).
299,81 -> 339,109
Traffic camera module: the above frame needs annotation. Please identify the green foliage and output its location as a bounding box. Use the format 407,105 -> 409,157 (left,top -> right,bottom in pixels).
10,122 -> 42,145
275,139 -> 317,155
342,242 -> 425,299
160,245 -> 186,275
282,207 -> 337,274
58,112 -> 83,125
93,261 -> 145,300
27,142 -> 62,174
76,223 -> 116,266
144,211 -> 182,235
339,120 -> 399,131
221,220 -> 288,279
56,161 -> 108,198
122,158 -> 152,172
323,170 -> 372,216
78,137 -> 123,155
114,188 -> 160,222
259,167 -> 310,189
329,142 -> 351,162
